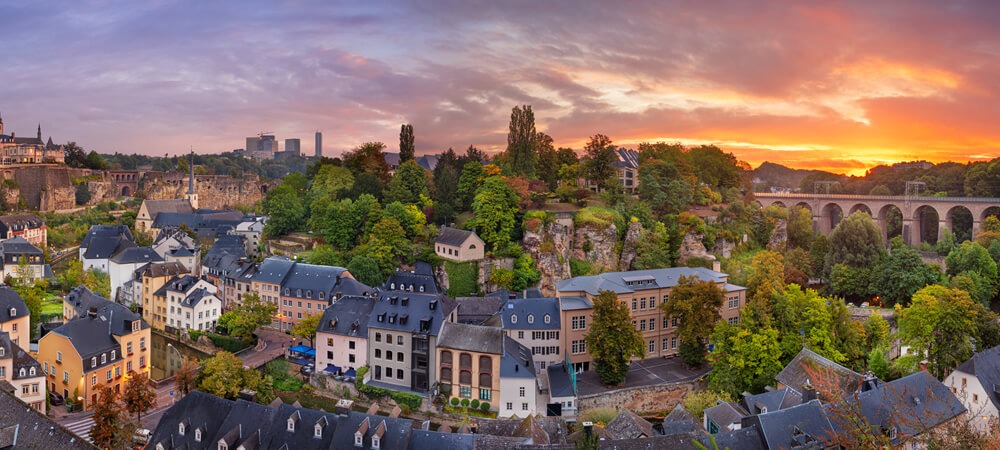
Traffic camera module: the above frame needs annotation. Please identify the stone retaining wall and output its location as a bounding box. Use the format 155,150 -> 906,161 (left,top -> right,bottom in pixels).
578,378 -> 706,415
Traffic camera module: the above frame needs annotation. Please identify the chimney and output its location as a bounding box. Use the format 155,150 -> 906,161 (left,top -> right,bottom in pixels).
919,360 -> 929,372
712,260 -> 721,272
87,307 -> 98,318
238,389 -> 257,402
802,379 -> 817,403
335,399 -> 354,416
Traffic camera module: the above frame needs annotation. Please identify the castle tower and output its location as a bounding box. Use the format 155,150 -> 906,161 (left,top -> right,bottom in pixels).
185,150 -> 199,210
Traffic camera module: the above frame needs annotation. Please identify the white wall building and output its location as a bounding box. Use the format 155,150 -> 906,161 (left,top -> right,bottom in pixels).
160,275 -> 221,332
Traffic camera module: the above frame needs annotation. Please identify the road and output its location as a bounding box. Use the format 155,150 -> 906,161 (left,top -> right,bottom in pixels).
62,413 -> 95,444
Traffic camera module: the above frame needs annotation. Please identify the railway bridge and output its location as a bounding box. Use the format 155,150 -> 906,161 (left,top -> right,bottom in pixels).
754,193 -> 1000,245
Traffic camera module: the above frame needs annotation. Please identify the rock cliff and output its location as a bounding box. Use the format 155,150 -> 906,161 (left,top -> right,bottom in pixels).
140,172 -> 265,210
523,221 -> 573,296
572,222 -> 619,273
618,220 -> 643,271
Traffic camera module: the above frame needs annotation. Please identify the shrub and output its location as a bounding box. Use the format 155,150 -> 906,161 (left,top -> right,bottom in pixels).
570,258 -> 593,277
461,398 -> 470,408
450,397 -> 460,406
470,399 -> 480,409
682,390 -> 734,420
574,206 -> 620,229
445,261 -> 478,297
479,402 -> 490,412
579,407 -> 618,427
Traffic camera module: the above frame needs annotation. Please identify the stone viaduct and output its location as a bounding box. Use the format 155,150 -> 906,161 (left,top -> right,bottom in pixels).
754,193 -> 1000,246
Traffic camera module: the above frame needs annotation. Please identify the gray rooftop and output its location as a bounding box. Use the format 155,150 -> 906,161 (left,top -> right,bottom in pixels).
558,296 -> 592,311
501,297 -> 561,330
0,236 -> 42,256
110,246 -> 163,264
742,387 -> 803,415
436,226 -> 478,247
775,347 -> 863,397
500,335 -> 535,379
252,256 -> 296,285
749,399 -> 835,449
368,292 -> 456,336
954,344 -> 1000,411
857,371 -> 966,442
547,363 -> 576,398
556,267 -> 740,295
0,388 -> 94,450
437,322 -> 504,354
317,296 -> 375,338
0,286 -> 28,322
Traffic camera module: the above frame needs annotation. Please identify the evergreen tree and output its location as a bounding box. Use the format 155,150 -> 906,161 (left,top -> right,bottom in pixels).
506,105 -> 537,177
399,124 -> 415,162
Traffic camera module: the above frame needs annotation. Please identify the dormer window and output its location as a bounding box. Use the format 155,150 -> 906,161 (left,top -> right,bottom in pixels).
544,314 -> 551,324
297,289 -> 302,297
132,320 -> 140,332
372,435 -> 381,449
319,292 -> 325,300
19,368 -> 25,377
354,432 -> 363,447
511,314 -> 518,324
306,290 -> 312,299
29,367 -> 35,376
284,288 -> 290,295
8,307 -> 15,317
314,423 -> 322,437
527,314 -> 534,324
179,422 -> 186,435
101,354 -> 107,364
390,283 -> 396,290
92,357 -> 97,367
0,347 -> 4,357
218,442 -> 227,450
111,350 -> 116,360
195,428 -> 202,442
287,418 -> 295,431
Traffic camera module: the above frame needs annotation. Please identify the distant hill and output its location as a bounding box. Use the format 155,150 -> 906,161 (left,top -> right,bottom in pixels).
751,162 -> 835,192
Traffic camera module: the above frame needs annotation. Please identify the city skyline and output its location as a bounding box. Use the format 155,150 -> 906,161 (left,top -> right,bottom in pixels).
3,1 -> 1000,175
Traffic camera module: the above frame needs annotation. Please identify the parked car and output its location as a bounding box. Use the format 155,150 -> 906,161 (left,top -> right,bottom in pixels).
133,428 -> 152,444
48,391 -> 64,406
300,363 -> 315,375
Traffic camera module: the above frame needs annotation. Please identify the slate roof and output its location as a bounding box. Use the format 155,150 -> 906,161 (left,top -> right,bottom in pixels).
265,403 -> 338,449
137,261 -> 190,279
704,401 -> 748,433
775,347 -> 863,397
0,285 -> 28,322
954,344 -> 1000,411
556,267 -> 740,296
0,332 -> 10,361
408,429 -> 475,450
81,225 -> 135,260
599,435 -> 700,450
476,416 -> 568,446
611,148 -> 639,170
705,427 -> 766,450
742,387 -> 803,415
547,363 -> 576,399
500,335 -> 536,378
10,342 -> 41,380
49,313 -> 130,372
180,288 -> 213,308
857,371 -> 966,442
157,275 -> 202,297
317,296 -> 375,338
455,296 -> 504,324
153,226 -> 199,248
501,297 -> 561,330
0,236 -> 42,256
252,256 -> 296,285
333,411 -> 413,450
437,322 -> 504,354
604,409 -> 655,440
142,199 -> 195,217
0,214 -> 44,231
559,296 -> 592,311
0,387 -> 94,450
152,212 -> 244,238
110,246 -> 163,264
660,404 -> 704,438
368,292 -> 456,336
384,271 -> 441,294
209,398 -> 277,449
748,399 -> 836,450
436,226 -> 479,247
281,263 -> 349,298
415,154 -> 440,172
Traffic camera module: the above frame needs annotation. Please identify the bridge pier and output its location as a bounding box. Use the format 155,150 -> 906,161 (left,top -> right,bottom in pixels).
973,220 -> 982,240
903,218 -> 918,246
938,219 -> 948,243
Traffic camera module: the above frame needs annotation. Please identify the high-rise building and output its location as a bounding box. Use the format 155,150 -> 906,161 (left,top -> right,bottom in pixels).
315,131 -> 322,158
245,134 -> 278,160
284,138 -> 301,156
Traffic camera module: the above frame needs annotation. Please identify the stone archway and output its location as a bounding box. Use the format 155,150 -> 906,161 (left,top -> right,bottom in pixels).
913,205 -> 940,245
878,204 -> 903,243
819,203 -> 844,234
946,205 -> 973,243
121,185 -> 130,197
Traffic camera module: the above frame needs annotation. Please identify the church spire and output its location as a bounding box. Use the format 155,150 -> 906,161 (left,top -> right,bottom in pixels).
37,124 -> 41,140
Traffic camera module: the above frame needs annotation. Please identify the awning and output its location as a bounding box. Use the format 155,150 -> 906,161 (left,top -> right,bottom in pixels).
324,364 -> 341,374
289,344 -> 313,353
305,349 -> 316,357
344,368 -> 356,377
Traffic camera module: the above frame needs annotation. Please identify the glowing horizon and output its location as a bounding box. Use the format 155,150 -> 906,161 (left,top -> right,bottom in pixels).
1,1 -> 998,175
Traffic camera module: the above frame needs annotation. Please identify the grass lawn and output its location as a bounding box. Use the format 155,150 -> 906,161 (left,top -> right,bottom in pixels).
278,388 -> 344,412
40,294 -> 62,318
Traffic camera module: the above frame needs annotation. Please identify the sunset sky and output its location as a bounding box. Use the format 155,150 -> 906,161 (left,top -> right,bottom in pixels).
2,1 -> 1000,175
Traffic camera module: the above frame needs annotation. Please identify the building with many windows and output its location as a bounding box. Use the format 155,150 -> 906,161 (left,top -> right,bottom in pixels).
39,286 -> 150,410
0,214 -> 47,248
157,275 -> 221,333
436,322 -> 503,409
316,296 -> 374,377
0,330 -> 45,413
0,286 -> 29,348
500,297 -> 562,372
366,292 -> 456,394
139,262 -> 191,331
556,267 -> 746,372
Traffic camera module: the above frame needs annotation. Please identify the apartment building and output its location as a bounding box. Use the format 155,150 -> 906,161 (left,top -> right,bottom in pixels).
139,262 -> 191,331
316,296 -> 375,377
555,267 -> 746,372
0,330 -> 45,413
500,297 -> 562,372
0,286 -> 29,347
157,275 -> 221,333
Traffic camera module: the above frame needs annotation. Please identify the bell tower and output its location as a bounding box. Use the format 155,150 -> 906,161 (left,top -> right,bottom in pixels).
185,149 -> 199,210
0,112 -> 4,135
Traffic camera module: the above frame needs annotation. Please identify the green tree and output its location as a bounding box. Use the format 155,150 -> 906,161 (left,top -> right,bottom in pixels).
787,206 -> 815,250
343,142 -> 391,185
506,105 -> 537,177
346,255 -> 385,287
946,241 -> 998,296
633,221 -> 677,270
307,245 -> 346,267
873,241 -> 940,307
471,176 -> 519,251
262,184 -> 306,236
291,313 -> 322,347
582,134 -> 617,191
637,159 -> 693,217
384,160 -> 430,205
176,356 -> 199,395
199,351 -> 248,400
746,251 -> 786,304
864,314 -> 890,351
682,390 -> 734,421
534,132 -> 559,191
825,211 -> 885,276
399,123 -> 415,162
122,371 -> 156,422
897,285 -> 979,379
221,292 -> 277,341
585,290 -> 645,385
707,322 -> 784,397
308,164 -> 354,204
687,145 -> 744,189
456,161 -> 486,210
661,275 -> 724,367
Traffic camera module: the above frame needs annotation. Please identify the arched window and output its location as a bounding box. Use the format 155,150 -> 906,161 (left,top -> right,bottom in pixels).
440,367 -> 452,383
510,314 -> 518,324
284,288 -> 290,295
544,314 -> 551,324
195,429 -> 202,442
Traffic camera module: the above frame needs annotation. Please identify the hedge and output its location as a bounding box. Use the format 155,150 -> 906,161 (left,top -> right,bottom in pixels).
188,330 -> 250,353
354,366 -> 423,410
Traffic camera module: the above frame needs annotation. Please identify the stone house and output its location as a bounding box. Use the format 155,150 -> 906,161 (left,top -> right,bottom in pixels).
435,227 -> 485,262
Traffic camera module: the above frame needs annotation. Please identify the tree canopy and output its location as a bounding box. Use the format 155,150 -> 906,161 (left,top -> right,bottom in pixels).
586,290 -> 645,385
661,275 -> 724,367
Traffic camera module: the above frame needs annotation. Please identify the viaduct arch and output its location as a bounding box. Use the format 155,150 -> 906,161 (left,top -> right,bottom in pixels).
755,193 -> 1000,246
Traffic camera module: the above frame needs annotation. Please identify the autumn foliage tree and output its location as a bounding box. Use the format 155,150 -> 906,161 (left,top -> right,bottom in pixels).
91,385 -> 129,448
586,290 -> 645,385
661,275 -> 724,368
122,371 -> 156,422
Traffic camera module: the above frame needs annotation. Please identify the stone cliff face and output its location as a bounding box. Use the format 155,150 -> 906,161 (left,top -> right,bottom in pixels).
767,218 -> 788,252
573,222 -> 619,273
140,172 -> 265,210
677,232 -> 714,265
0,165 -> 93,211
618,220 -> 643,271
523,221 -> 573,296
